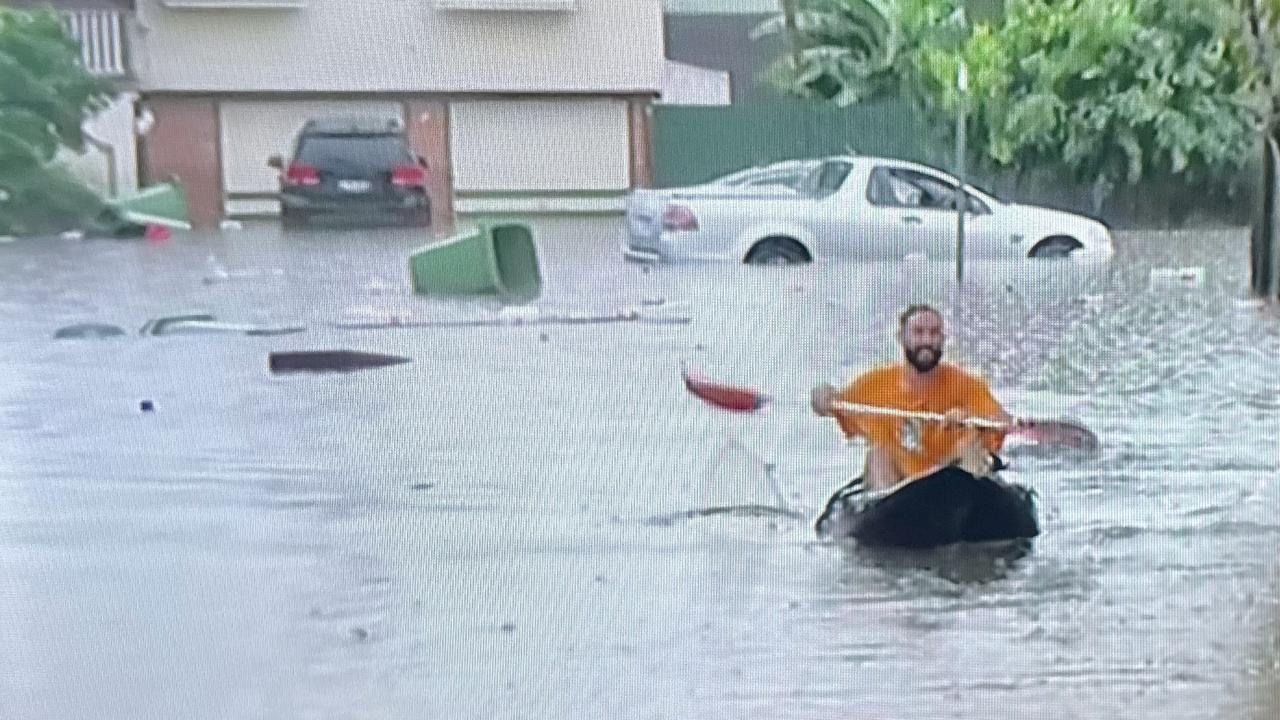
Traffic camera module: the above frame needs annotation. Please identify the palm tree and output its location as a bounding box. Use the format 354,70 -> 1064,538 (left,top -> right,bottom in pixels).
754,0 -> 903,105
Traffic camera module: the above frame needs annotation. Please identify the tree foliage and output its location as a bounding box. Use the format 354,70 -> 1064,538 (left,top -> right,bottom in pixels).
760,0 -> 1266,205
0,7 -> 117,235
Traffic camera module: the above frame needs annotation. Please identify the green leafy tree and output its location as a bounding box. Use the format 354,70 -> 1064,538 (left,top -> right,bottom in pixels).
1239,0 -> 1280,131
761,0 -> 1265,209
0,7 -> 117,236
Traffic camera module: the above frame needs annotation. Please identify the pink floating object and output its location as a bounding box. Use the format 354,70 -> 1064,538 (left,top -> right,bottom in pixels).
144,224 -> 172,242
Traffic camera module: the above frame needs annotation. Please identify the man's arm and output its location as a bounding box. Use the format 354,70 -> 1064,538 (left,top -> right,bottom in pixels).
813,378 -> 874,440
941,375 -> 1013,461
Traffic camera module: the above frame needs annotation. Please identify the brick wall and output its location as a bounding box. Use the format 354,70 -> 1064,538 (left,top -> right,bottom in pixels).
628,98 -> 654,189
139,97 -> 223,229
405,100 -> 455,235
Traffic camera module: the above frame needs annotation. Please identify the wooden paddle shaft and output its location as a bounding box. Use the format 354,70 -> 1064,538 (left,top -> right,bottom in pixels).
831,400 -> 1008,431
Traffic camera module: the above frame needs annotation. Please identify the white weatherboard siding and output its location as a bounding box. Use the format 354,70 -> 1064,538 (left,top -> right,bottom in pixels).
132,0 -> 663,93
61,94 -> 140,197
659,61 -> 731,105
449,99 -> 630,193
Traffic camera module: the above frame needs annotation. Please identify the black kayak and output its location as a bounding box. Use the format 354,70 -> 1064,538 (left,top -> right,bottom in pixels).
814,464 -> 1039,548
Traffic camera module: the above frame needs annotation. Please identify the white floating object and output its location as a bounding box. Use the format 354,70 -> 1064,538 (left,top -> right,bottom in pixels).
0,236 -> 16,244
342,303 -> 416,324
220,219 -> 244,231
59,230 -> 85,241
1149,266 -> 1205,289
367,275 -> 400,294
499,305 -> 540,322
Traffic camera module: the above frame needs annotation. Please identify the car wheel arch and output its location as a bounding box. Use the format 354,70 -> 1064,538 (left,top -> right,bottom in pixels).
743,236 -> 813,265
1027,235 -> 1084,258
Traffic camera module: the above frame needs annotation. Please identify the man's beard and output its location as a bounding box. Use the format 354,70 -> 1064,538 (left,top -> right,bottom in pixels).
905,345 -> 943,372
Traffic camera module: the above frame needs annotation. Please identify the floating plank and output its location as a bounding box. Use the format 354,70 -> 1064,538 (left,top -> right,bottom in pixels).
268,350 -> 412,374
54,323 -> 127,339
331,311 -> 690,331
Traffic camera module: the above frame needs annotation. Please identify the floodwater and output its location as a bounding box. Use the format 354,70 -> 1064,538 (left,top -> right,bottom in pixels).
0,220 -> 1277,719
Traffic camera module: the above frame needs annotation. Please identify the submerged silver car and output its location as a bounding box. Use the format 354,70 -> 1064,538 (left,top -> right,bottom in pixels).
623,155 -> 1115,265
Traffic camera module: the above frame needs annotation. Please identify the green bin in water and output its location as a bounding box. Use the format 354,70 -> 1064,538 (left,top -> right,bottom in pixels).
408,222 -> 542,302
104,180 -> 192,230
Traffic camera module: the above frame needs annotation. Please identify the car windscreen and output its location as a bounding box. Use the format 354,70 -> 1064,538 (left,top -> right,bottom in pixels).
296,134 -> 413,173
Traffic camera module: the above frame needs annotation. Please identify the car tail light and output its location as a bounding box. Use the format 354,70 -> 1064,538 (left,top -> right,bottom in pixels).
662,204 -> 698,231
284,163 -> 321,186
391,165 -> 427,188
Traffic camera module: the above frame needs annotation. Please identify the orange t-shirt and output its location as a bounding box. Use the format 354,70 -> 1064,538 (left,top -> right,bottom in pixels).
835,363 -> 1007,477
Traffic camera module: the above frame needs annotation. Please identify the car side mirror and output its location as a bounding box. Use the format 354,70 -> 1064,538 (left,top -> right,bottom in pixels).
267,154 -> 283,170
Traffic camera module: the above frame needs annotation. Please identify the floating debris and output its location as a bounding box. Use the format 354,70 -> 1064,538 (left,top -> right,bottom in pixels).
202,254 -> 284,285
140,313 -> 304,337
53,323 -> 126,340
269,350 -> 412,374
366,275 -> 402,295
1149,267 -> 1205,289
332,306 -> 690,331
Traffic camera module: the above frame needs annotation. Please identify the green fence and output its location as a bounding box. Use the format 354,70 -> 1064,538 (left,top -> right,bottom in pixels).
651,102 -> 1254,230
653,99 -> 936,188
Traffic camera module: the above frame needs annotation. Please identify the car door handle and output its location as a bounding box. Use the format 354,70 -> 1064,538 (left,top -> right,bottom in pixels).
901,215 -> 923,225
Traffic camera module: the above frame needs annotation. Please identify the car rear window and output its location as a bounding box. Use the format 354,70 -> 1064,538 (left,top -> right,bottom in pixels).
801,161 -> 853,198
296,134 -> 413,172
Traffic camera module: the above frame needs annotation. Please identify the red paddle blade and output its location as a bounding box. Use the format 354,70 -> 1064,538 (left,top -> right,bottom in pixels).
681,367 -> 769,412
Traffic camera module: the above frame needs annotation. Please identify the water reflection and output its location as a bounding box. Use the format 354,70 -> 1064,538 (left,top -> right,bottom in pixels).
0,223 -> 1278,719
839,539 -> 1034,586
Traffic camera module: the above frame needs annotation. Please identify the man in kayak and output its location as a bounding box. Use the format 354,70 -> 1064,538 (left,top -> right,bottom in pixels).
811,303 -> 1015,491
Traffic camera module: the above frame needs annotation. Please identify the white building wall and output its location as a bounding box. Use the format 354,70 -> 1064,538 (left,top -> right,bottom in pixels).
132,0 -> 663,94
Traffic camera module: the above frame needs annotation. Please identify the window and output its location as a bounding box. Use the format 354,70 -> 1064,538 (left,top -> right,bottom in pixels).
434,0 -> 577,10
740,170 -> 807,190
867,167 -> 989,213
161,0 -> 306,8
718,162 -> 815,191
61,10 -> 126,77
296,134 -> 414,174
804,160 -> 854,197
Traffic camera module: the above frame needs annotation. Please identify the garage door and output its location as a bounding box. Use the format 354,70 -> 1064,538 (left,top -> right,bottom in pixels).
218,100 -> 404,216
449,99 -> 630,193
